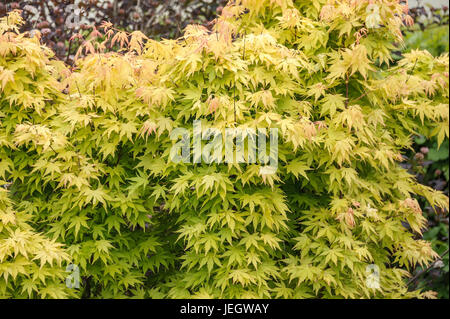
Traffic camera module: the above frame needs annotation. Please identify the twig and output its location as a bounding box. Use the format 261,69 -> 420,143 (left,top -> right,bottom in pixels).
49,144 -> 58,156
352,90 -> 370,103
345,72 -> 349,107
66,39 -> 73,64
75,81 -> 82,98
406,58 -> 418,84
242,31 -> 246,60
233,83 -> 236,123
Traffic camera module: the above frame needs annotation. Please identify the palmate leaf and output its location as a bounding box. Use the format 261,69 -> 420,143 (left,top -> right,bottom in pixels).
286,159 -> 310,180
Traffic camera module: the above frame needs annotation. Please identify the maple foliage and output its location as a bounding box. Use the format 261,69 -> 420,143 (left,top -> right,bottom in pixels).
0,0 -> 449,299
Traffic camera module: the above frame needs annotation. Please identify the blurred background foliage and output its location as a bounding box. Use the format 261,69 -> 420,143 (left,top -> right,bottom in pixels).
0,0 -> 227,63
406,4 -> 449,55
0,0 -> 448,298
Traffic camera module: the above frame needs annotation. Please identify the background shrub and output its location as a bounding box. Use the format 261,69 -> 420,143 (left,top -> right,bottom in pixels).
402,2 -> 449,299
0,0 -> 227,63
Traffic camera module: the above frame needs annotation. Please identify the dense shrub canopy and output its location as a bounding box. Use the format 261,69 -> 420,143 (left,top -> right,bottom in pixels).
0,0 -> 449,299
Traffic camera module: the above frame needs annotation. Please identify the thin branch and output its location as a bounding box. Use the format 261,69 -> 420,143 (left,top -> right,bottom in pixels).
233,82 -> 236,123
242,31 -> 246,60
49,144 -> 58,156
66,39 -> 73,64
407,248 -> 449,287
352,90 -> 370,103
406,58 -> 418,83
345,72 -> 349,107
75,81 -> 82,98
